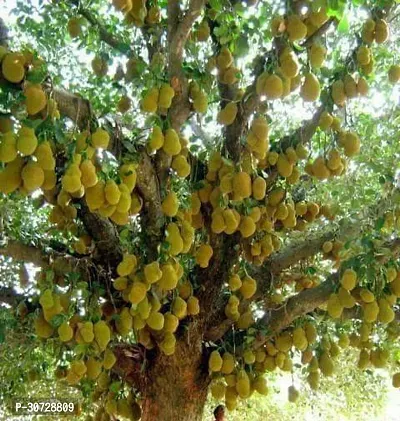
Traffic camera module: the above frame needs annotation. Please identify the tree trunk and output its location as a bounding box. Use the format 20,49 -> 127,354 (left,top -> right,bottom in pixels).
141,333 -> 209,421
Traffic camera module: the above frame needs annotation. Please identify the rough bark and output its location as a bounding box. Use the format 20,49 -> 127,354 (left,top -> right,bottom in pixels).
141,336 -> 209,421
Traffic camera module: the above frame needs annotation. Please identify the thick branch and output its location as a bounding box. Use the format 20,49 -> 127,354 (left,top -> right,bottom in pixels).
254,274 -> 337,348
168,0 -> 206,130
170,0 -> 205,61
53,89 -> 92,131
68,0 -> 131,55
78,202 -> 122,270
253,237 -> 400,348
135,150 -> 163,258
0,241 -> 50,268
301,17 -> 336,48
265,221 -> 360,275
112,344 -> 146,391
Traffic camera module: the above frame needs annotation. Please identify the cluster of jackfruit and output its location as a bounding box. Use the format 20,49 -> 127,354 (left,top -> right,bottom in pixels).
246,116 -> 269,160
189,148 -> 336,266
210,307 -> 399,407
357,19 -> 390,75
208,319 -> 348,408
326,266 -> 400,327
165,220 -> 195,256
0,120 -> 58,196
147,126 -> 190,176
321,239 -> 344,266
279,273 -> 321,294
141,84 -> 175,113
216,46 -> 241,86
108,253 -> 200,355
189,81 -> 208,114
331,74 -> 369,107
208,349 -> 268,411
32,279 -> 144,413
256,72 -> 285,100
361,18 -> 389,45
0,47 -> 53,118
97,392 -> 141,421
112,0 -> 160,28
302,113 -> 361,180
270,7 -> 330,42
32,260 -> 168,416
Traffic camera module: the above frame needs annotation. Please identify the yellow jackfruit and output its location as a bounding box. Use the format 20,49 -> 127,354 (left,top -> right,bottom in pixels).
0,132 -> 17,163
25,85 -> 47,115
287,15 -> 307,42
300,73 -> 320,102
340,268 -> 357,290
17,126 -> 37,156
163,128 -> 181,156
217,102 -> 238,126
162,191 -> 179,217
117,253 -> 137,277
195,244 -> 213,268
22,161 -> 44,192
91,128 -> 110,149
141,87 -> 159,113
309,43 -> 326,68
209,350 -> 223,372
240,275 -> 257,299
2,52 -> 25,83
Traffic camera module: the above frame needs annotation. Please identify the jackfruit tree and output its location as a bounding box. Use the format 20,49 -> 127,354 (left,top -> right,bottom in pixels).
1,0 -> 400,420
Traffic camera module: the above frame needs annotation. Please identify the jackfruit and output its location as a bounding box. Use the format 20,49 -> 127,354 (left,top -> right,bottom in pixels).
388,65 -> 400,84
375,19 -> 389,44
163,128 -> 181,156
17,126 -> 37,156
162,191 -> 179,216
286,15 -> 307,42
187,296 -> 200,315
0,132 -> 17,163
117,253 -> 137,277
2,52 -> 25,83
58,321 -> 73,342
117,95 -> 132,113
149,126 -> 164,150
172,296 -> 187,319
340,268 -> 357,290
195,244 -> 213,268
158,263 -> 178,290
91,56 -> 108,77
309,43 -> 326,68
300,73 -> 320,102
91,128 -> 110,149
25,84 -> 47,115
158,84 -> 175,109
240,275 -> 257,299
141,88 -> 159,113
22,161 -> 44,192
217,102 -> 238,125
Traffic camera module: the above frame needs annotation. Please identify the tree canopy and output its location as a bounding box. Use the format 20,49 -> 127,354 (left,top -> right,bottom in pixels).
1,0 -> 400,420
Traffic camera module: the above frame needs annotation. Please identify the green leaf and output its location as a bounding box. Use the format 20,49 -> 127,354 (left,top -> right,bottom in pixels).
338,14 -> 350,33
